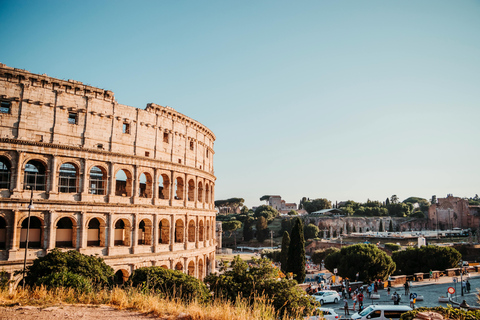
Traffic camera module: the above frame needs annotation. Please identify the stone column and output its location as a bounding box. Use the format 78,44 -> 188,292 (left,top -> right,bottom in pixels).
183,257 -> 188,274
7,211 -> 19,260
170,214 -> 175,251
152,168 -> 159,205
80,159 -> 89,199
107,212 -> 115,255
14,152 -> 24,193
184,214 -> 188,250
47,210 -> 56,250
183,173 -> 187,207
170,171 -> 175,206
153,214 -> 159,253
195,215 -> 199,249
107,162 -> 115,201
132,165 -> 138,204
132,214 -> 138,253
48,156 -> 58,196
79,212 -> 87,252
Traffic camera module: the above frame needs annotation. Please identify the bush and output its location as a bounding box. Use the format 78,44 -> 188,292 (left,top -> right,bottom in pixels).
400,306 -> 480,320
384,243 -> 401,252
262,249 -> 281,262
393,245 -> 461,275
311,247 -> 340,265
36,270 -> 92,292
129,266 -> 210,303
25,249 -> 114,289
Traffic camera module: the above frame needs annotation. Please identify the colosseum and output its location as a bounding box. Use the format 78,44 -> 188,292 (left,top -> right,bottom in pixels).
0,63 -> 217,287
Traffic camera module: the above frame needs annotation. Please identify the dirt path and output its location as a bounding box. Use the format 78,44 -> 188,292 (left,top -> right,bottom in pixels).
0,305 -> 162,320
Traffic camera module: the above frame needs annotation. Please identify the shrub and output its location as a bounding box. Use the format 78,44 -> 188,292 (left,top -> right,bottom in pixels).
384,243 -> 401,252
401,306 -> 480,320
36,270 -> 92,292
392,245 -> 461,275
25,249 -> 114,289
128,266 -> 210,303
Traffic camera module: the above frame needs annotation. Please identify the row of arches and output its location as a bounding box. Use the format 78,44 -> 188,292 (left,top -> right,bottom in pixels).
0,156 -> 214,203
0,214 -> 215,250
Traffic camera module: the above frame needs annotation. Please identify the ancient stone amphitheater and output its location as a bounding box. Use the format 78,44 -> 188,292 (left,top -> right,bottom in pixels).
0,63 -> 217,286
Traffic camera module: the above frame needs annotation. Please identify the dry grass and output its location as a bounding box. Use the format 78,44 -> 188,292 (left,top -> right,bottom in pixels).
0,286 -> 301,320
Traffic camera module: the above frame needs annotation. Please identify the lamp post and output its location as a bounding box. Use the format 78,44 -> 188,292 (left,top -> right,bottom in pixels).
22,186 -> 34,290
460,261 -> 464,297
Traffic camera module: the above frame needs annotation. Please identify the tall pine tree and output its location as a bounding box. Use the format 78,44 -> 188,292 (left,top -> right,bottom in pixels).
286,218 -> 306,283
279,231 -> 290,272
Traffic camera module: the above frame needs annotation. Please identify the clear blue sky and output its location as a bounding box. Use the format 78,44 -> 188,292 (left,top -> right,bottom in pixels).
1,0 -> 479,208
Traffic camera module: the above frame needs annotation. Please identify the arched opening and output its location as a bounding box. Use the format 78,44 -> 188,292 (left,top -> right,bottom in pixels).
197,181 -> 203,202
188,220 -> 195,242
158,174 -> 170,200
175,219 -> 184,243
114,219 -> 131,246
175,177 -> 184,200
198,259 -> 204,280
58,163 -> 78,193
139,172 -> 153,198
89,166 -> 107,195
138,219 -> 152,245
160,265 -> 168,269
188,261 -> 195,276
206,220 -> 210,241
187,179 -> 195,201
115,169 -> 132,197
24,160 -> 46,191
20,216 -> 42,248
0,157 -> 11,190
198,220 -> 204,242
159,219 -> 170,244
205,184 -> 210,204
0,217 -> 6,249
87,218 -> 101,247
114,269 -> 129,285
55,217 -> 75,248
175,262 -> 183,271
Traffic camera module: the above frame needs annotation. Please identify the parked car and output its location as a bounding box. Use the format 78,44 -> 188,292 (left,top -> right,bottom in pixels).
311,290 -> 340,304
304,307 -> 339,320
350,304 -> 412,320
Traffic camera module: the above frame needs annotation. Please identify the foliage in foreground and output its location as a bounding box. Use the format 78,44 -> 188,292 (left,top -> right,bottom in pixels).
392,245 -> 461,275
24,248 -> 114,289
400,306 -> 480,320
0,286 -> 293,320
324,244 -> 395,282
204,256 -> 316,316
129,266 -> 210,303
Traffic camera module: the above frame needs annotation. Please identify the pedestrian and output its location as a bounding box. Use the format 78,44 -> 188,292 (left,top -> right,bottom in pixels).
410,295 -> 416,309
352,293 -> 357,312
429,269 -> 433,281
466,280 -> 471,293
404,281 -> 409,295
392,292 -> 399,305
374,281 -> 378,293
367,284 -> 371,298
344,297 -> 350,315
356,272 -> 359,282
357,292 -> 364,309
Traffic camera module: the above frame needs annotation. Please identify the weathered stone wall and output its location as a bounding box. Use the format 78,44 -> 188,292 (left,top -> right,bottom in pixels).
0,63 -> 217,286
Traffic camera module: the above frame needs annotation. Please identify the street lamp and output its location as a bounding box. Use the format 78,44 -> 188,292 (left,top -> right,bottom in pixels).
22,186 -> 34,290
459,260 -> 464,297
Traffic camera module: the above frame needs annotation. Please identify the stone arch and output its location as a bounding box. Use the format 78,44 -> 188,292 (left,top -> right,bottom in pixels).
138,218 -> 152,245
188,219 -> 195,242
20,216 -> 44,248
187,179 -> 195,201
139,172 -> 153,198
114,269 -> 129,285
175,219 -> 184,243
58,162 -> 79,193
158,174 -> 170,200
0,216 -> 6,249
55,216 -> 77,248
24,159 -> 47,191
89,165 -> 107,195
160,264 -> 168,269
87,217 -> 106,247
175,177 -> 184,200
205,184 -> 210,204
175,262 -> 183,271
206,220 -> 210,241
159,218 -> 170,244
197,181 -> 203,202
0,156 -> 12,190
115,169 -> 132,197
114,218 -> 132,246
198,258 -> 204,280
198,220 -> 204,242
188,260 -> 195,276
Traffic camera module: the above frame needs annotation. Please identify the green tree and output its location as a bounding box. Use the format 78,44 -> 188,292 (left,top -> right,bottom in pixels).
288,210 -> 298,215
205,256 -> 316,316
303,198 -> 332,214
379,220 -> 384,232
260,195 -> 271,204
392,245 -> 461,275
387,203 -> 411,217
279,231 -> 290,272
281,217 -> 296,235
129,266 -> 210,303
390,195 -> 399,204
389,219 -> 394,232
256,216 -> 269,242
243,217 -> 254,241
311,247 -> 340,265
215,198 -> 245,214
286,218 -> 306,283
304,223 -> 319,240
324,244 -> 396,282
254,205 -> 279,222
25,248 -> 114,289
222,220 -> 242,234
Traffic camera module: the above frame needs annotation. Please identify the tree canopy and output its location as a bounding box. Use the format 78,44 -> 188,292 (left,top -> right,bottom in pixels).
303,198 -> 332,214
204,256 -> 316,316
286,218 -> 306,283
215,198 -> 245,214
254,205 -> 279,222
324,244 -> 395,282
392,245 -> 461,275
222,220 -> 242,233
304,223 -> 319,240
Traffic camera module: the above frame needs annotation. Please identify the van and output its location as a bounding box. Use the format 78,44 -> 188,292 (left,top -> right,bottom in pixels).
350,305 -> 412,320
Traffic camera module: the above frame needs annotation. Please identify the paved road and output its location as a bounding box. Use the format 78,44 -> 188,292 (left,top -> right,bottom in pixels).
323,273 -> 480,314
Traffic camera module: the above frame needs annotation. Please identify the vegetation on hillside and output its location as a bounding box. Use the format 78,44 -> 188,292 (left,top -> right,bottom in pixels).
392,245 -> 461,275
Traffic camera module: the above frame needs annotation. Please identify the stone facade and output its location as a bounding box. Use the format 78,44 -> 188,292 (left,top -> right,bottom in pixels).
428,195 -> 480,230
0,63 -> 216,286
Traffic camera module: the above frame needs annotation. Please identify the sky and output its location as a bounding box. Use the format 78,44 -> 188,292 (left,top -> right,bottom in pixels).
1,0 -> 479,208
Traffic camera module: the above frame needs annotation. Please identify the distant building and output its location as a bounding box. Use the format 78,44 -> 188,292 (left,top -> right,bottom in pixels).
428,195 -> 480,230
266,195 -> 298,214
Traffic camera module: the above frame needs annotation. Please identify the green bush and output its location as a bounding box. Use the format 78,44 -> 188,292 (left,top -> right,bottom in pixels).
36,270 -> 92,292
262,249 -> 281,262
392,245 -> 461,275
128,266 -> 210,303
25,249 -> 114,289
401,306 -> 480,320
384,243 -> 401,251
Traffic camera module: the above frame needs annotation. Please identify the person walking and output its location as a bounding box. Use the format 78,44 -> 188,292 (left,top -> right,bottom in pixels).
344,297 -> 350,315
466,280 -> 471,293
404,281 -> 409,296
352,293 -> 357,312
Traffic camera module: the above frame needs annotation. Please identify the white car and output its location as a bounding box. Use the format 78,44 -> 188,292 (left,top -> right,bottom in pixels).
311,290 -> 340,304
304,307 -> 339,320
